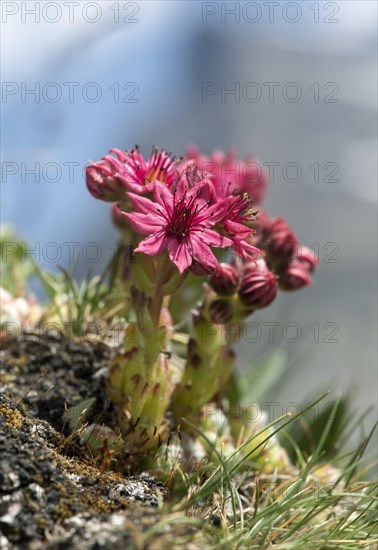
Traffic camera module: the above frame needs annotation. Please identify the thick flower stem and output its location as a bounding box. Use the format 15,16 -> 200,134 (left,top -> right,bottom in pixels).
147,255 -> 173,326
171,305 -> 234,425
171,285 -> 250,426
107,256 -> 186,460
108,319 -> 173,457
149,291 -> 165,329
148,255 -> 187,326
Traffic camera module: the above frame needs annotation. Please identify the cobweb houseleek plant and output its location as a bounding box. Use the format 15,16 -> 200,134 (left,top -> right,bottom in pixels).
1,151 -> 376,549
85,144 -> 318,470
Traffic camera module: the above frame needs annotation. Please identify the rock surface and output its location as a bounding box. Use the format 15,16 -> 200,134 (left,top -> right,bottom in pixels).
0,333 -> 165,549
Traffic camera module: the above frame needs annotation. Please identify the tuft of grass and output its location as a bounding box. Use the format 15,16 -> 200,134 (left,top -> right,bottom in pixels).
138,397 -> 378,550
34,264 -> 120,337
0,227 -> 128,338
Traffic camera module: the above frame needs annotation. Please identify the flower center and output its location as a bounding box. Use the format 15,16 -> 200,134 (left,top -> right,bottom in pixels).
161,186 -> 210,240
145,148 -> 178,185
169,203 -> 196,238
126,147 -> 179,186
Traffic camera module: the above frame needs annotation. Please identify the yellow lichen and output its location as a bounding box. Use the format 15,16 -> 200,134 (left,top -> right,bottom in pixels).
0,402 -> 24,428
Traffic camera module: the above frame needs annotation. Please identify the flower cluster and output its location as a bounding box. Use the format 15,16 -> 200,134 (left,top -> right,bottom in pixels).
87,146 -> 262,274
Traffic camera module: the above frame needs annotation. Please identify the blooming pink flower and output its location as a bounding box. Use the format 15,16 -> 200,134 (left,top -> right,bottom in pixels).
184,147 -> 263,260
111,146 -> 180,194
185,145 -> 267,205
217,193 -> 261,259
123,179 -> 233,274
86,146 -> 180,200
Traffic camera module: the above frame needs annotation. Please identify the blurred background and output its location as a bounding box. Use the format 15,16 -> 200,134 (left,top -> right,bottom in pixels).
1,1 -> 377,448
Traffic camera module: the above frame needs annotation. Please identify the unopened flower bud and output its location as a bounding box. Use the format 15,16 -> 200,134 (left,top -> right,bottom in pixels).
86,156 -> 127,202
208,263 -> 239,295
296,245 -> 318,273
208,299 -> 233,324
278,243 -> 318,291
278,260 -> 313,291
238,259 -> 277,309
255,215 -> 297,266
189,259 -> 217,276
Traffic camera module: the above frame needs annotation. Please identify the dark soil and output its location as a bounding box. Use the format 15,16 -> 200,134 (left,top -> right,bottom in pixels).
0,331 -> 166,549
0,330 -> 117,434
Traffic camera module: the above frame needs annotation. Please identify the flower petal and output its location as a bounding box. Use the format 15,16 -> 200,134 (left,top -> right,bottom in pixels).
135,231 -> 167,255
154,181 -> 174,216
224,219 -> 252,239
189,234 -> 220,273
233,239 -> 262,259
167,239 -> 193,273
127,192 -> 157,215
198,228 -> 233,248
196,197 -> 230,225
124,211 -> 164,235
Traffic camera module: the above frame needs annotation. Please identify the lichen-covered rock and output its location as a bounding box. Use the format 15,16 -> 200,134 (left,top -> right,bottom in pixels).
0,332 -> 166,549
0,331 -> 118,434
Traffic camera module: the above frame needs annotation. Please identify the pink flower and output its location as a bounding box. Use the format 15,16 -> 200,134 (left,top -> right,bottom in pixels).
124,179 -> 233,274
112,146 -> 180,194
218,193 -> 261,260
184,147 -> 263,260
185,145 -> 267,205
86,146 -> 181,200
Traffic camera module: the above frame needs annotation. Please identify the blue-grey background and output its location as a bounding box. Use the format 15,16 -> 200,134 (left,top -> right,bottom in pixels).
1,1 -> 377,450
